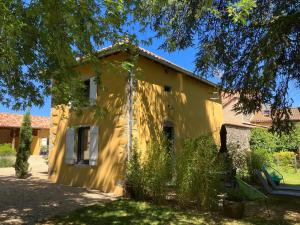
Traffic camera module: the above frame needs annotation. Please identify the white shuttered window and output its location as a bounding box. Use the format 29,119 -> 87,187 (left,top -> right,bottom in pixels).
89,76 -> 97,104
65,128 -> 75,164
89,126 -> 99,166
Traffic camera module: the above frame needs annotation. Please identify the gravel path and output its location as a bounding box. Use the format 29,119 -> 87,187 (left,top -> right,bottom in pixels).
0,156 -> 116,225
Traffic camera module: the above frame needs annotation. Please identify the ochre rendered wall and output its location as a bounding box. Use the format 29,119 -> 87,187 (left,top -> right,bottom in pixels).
49,54 -> 128,195
31,129 -> 50,155
48,53 -> 223,194
133,57 -> 223,153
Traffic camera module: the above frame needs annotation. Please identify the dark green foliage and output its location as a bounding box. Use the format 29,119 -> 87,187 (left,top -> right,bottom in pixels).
0,1 -> 131,110
250,127 -> 300,153
0,143 -> 15,156
15,112 -> 32,178
250,128 -> 277,152
175,135 -> 223,209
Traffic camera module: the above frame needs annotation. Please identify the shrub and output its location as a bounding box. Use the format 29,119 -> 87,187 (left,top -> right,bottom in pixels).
250,126 -> 300,153
175,135 -> 222,210
0,157 -> 15,168
0,144 -> 15,156
126,139 -> 172,203
273,151 -> 296,168
227,143 -> 249,179
143,140 -> 173,202
126,143 -> 145,200
248,148 -> 272,177
250,128 -> 276,152
15,112 -> 33,178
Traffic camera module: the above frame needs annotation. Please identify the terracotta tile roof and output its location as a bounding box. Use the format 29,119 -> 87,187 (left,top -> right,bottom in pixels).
0,113 -> 50,129
91,45 -> 217,88
251,108 -> 300,123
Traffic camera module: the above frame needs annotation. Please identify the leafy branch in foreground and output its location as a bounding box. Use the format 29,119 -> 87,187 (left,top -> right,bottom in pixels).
0,0 -> 131,110
132,0 -> 300,133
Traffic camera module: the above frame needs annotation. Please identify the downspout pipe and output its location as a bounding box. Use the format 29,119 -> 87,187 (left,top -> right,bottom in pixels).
127,70 -> 134,161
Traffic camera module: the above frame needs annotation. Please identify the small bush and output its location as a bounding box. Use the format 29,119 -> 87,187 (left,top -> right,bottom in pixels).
127,135 -> 223,209
227,143 -> 249,179
0,157 -> 15,168
126,143 -> 145,200
273,151 -> 296,168
250,128 -> 277,152
126,139 -> 172,203
0,144 -> 16,156
175,135 -> 223,210
248,148 -> 272,177
143,140 -> 173,202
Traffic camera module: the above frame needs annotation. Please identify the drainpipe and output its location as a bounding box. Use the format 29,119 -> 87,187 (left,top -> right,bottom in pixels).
127,70 -> 134,161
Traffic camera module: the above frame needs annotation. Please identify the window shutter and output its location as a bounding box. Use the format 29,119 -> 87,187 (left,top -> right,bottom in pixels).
89,77 -> 97,104
89,126 -> 99,166
65,128 -> 75,164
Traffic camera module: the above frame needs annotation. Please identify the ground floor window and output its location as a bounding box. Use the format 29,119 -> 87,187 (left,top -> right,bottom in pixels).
76,127 -> 90,164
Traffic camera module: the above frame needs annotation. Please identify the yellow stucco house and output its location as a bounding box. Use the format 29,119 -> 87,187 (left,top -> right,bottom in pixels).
48,46 -> 223,195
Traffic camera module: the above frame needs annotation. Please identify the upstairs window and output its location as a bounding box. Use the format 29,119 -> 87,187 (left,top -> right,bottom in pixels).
83,79 -> 90,100
164,85 -> 172,93
82,77 -> 97,105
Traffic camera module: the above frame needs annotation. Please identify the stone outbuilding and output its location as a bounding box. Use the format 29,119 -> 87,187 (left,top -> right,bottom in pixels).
220,94 -> 257,154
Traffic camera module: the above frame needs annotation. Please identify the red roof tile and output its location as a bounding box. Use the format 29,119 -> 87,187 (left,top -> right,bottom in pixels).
251,108 -> 300,123
0,113 -> 50,129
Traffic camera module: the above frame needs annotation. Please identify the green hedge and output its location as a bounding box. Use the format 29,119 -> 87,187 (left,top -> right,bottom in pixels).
250,125 -> 300,153
0,144 -> 16,156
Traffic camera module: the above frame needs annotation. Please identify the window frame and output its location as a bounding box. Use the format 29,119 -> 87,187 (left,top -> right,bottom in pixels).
75,126 -> 90,165
164,85 -> 172,93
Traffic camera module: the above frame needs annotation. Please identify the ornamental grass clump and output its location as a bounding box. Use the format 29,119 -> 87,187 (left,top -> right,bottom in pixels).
15,112 -> 32,178
143,139 -> 173,203
175,135 -> 223,210
0,144 -> 16,168
126,139 -> 172,203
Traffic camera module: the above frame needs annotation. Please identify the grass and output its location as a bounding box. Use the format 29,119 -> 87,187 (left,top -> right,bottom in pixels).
275,167 -> 300,185
47,198 -> 300,225
0,156 -> 15,168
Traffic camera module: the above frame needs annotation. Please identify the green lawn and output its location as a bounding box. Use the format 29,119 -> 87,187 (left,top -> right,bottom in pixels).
46,198 -> 300,225
275,167 -> 300,185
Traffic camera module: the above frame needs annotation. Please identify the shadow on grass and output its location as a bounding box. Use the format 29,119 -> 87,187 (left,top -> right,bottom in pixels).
48,198 -> 300,225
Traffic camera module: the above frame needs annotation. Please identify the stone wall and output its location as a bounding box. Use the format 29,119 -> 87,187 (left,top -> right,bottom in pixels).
225,124 -> 252,175
225,125 -> 251,151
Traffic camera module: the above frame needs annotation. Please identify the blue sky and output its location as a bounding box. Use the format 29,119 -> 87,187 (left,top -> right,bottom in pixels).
1,41 -> 299,117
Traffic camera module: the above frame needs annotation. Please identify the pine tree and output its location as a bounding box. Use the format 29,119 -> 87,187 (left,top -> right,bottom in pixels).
15,112 -> 32,178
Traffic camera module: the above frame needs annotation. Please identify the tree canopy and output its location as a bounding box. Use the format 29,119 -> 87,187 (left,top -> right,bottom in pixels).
1,0 -> 131,110
132,0 -> 300,133
1,0 -> 299,133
